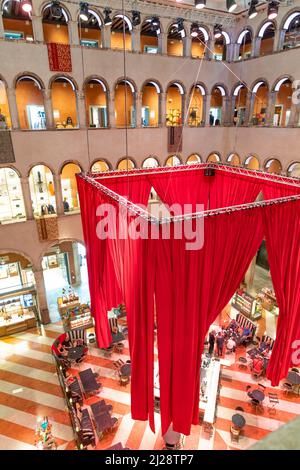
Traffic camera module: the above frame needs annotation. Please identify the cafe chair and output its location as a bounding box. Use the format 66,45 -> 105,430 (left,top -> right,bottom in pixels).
267,392 -> 279,414
238,357 -> 248,370
103,346 -> 113,358
230,426 -> 240,443
119,375 -> 130,386
282,382 -> 293,396
250,398 -> 261,413
235,406 -> 244,413
291,368 -> 299,374
114,342 -> 124,354
258,383 -> 266,392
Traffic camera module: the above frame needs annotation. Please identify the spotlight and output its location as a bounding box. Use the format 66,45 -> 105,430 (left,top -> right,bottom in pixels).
248,1 -> 258,19
50,1 -> 63,20
195,0 -> 206,9
21,0 -> 32,13
132,10 -> 141,27
226,0 -> 237,12
103,7 -> 112,26
214,24 -> 222,39
191,23 -> 199,38
268,1 -> 279,20
79,2 -> 89,22
151,17 -> 160,34
177,18 -> 185,38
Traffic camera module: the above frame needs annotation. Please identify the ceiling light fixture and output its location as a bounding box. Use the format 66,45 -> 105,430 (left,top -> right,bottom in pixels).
21,0 -> 32,13
195,0 -> 206,9
214,24 -> 222,39
132,10 -> 141,27
103,7 -> 112,26
50,1 -> 63,19
79,2 -> 89,22
268,1 -> 279,20
248,0 -> 258,19
226,0 -> 237,13
191,23 -> 199,38
176,18 -> 185,38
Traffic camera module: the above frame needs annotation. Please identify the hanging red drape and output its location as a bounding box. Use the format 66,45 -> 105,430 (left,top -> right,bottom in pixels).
263,200 -> 300,386
209,171 -> 261,209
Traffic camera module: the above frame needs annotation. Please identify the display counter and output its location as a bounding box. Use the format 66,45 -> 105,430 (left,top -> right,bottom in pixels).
232,290 -> 261,320
199,356 -> 221,425
58,297 -> 93,331
0,286 -> 38,337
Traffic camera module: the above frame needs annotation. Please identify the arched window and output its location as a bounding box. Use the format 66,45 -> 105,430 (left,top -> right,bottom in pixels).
167,21 -> 185,57
90,160 -> 110,172
78,8 -> 102,48
140,17 -> 160,54
191,26 -> 209,59
28,165 -> 56,217
2,0 -> 33,41
207,153 -> 221,163
117,158 -> 136,170
273,78 -> 293,127
142,81 -> 161,127
283,12 -> 300,50
258,21 -> 275,56
244,155 -> 260,170
287,162 -> 300,177
213,31 -> 230,61
251,81 -> 269,126
142,157 -> 159,168
232,84 -> 247,126
188,84 -> 205,126
85,79 -> 108,128
111,14 -> 132,51
187,154 -> 201,164
0,167 -> 26,223
42,2 -> 70,44
51,77 -> 77,128
265,158 -> 282,174
166,83 -> 184,126
0,251 -> 35,296
114,80 -> 136,128
60,163 -> 81,213
0,79 -> 11,129
15,76 -> 46,130
165,155 -> 181,166
227,153 -> 240,166
237,29 -> 252,60
210,86 -> 225,125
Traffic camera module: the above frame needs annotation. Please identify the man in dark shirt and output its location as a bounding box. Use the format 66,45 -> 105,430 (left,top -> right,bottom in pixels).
208,330 -> 215,355
216,332 -> 224,357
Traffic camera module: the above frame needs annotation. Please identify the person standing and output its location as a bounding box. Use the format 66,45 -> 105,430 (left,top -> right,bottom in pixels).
208,330 -> 216,355
216,332 -> 224,357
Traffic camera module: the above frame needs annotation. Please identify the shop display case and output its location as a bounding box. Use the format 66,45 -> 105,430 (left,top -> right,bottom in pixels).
57,288 -> 93,331
0,168 -> 26,224
0,288 -> 38,337
232,290 -> 260,320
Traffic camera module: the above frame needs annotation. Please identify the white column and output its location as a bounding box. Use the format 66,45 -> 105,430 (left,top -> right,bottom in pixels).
243,92 -> 252,126
205,39 -> 213,60
136,92 -> 142,128
31,15 -> 44,42
277,29 -> 286,51
108,93 -> 116,128
222,97 -> 231,125
201,95 -> 207,125
21,178 -> 34,220
160,92 -> 166,126
42,89 -> 54,129
205,94 -> 211,126
0,10 -> 4,39
102,25 -> 111,49
34,269 -> 51,324
160,32 -> 168,55
230,96 -> 237,125
266,91 -> 277,126
253,37 -> 261,57
69,20 -> 79,46
7,89 -> 20,130
54,174 -> 64,215
183,36 -> 191,58
76,90 -> 86,128
225,43 -> 233,62
132,26 -> 141,53
231,43 -> 240,61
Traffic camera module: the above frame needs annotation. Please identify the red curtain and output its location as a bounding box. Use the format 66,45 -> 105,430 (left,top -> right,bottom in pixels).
263,200 -> 300,385
209,172 -> 261,209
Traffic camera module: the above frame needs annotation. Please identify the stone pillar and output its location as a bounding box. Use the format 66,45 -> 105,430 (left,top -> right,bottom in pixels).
201,95 -> 207,125
0,9 -> 5,38
7,89 -> 20,130
205,94 -> 211,126
225,43 -> 234,62
31,15 -> 44,42
230,96 -> 237,125
205,39 -> 213,60
54,174 -> 64,215
21,178 -> 34,220
72,242 -> 81,286
183,35 -> 191,57
266,91 -> 277,126
42,89 -> 54,129
69,20 -> 79,46
108,93 -> 116,128
277,29 -> 286,51
102,24 -> 111,49
132,26 -> 141,53
76,90 -> 86,128
160,92 -> 166,126
253,37 -> 261,57
34,269 -> 51,324
222,97 -> 231,125
247,93 -> 255,125
231,43 -> 240,61
273,28 -> 280,52
136,92 -> 142,128
160,32 -> 168,55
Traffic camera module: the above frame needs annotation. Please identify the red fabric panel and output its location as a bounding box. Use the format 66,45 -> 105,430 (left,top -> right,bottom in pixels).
97,175 -> 152,207
47,43 -> 72,72
263,200 -> 300,385
209,172 -> 261,209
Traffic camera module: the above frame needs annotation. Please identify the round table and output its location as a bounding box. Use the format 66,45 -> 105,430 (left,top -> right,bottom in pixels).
232,413 -> 246,429
68,345 -> 84,361
120,363 -> 131,377
251,389 -> 265,402
287,371 -> 300,385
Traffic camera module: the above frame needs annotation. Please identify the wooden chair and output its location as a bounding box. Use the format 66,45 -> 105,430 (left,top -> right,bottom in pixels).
230,425 -> 240,443
119,375 -> 130,386
238,357 -> 248,370
113,342 -> 124,354
282,382 -> 293,396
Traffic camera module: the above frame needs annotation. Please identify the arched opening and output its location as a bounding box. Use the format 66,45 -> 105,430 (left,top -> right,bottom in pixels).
90,160 -> 110,172
191,26 -> 208,58
0,167 -> 26,224
207,153 -> 221,163
227,153 -> 240,166
51,77 -> 77,128
42,241 -> 90,323
233,84 -> 247,126
283,12 -> 300,50
141,81 -> 160,127
42,2 -> 69,44
259,22 -> 275,56
60,163 -> 81,213
2,0 -> 33,41
114,80 -> 136,128
0,79 -> 11,129
15,76 -> 46,130
142,157 -> 159,168
167,21 -> 185,57
187,154 -> 201,164
287,162 -> 300,177
165,155 -> 181,166
237,30 -> 252,60
117,158 -> 136,170
213,32 -> 229,61
78,8 -> 102,48
28,165 -> 56,217
273,78 -> 293,127
0,251 -> 39,332
111,14 -> 132,51
210,86 -> 225,125
84,79 -> 108,128
265,158 -> 282,174
140,17 -> 160,54
188,84 -> 205,126
251,81 -> 269,126
166,83 -> 184,126
244,155 -> 260,170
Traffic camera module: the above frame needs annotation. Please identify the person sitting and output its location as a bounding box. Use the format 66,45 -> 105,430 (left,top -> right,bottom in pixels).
65,116 -> 74,128
258,339 -> 268,354
61,332 -> 73,350
229,319 -> 238,332
240,326 -> 252,344
56,342 -> 68,357
252,356 -> 264,375
75,402 -> 83,421
226,337 -> 236,353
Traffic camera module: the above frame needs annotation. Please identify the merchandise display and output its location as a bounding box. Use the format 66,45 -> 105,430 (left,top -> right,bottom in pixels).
0,291 -> 37,336
57,287 -> 92,331
232,290 -> 259,320
35,416 -> 57,450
